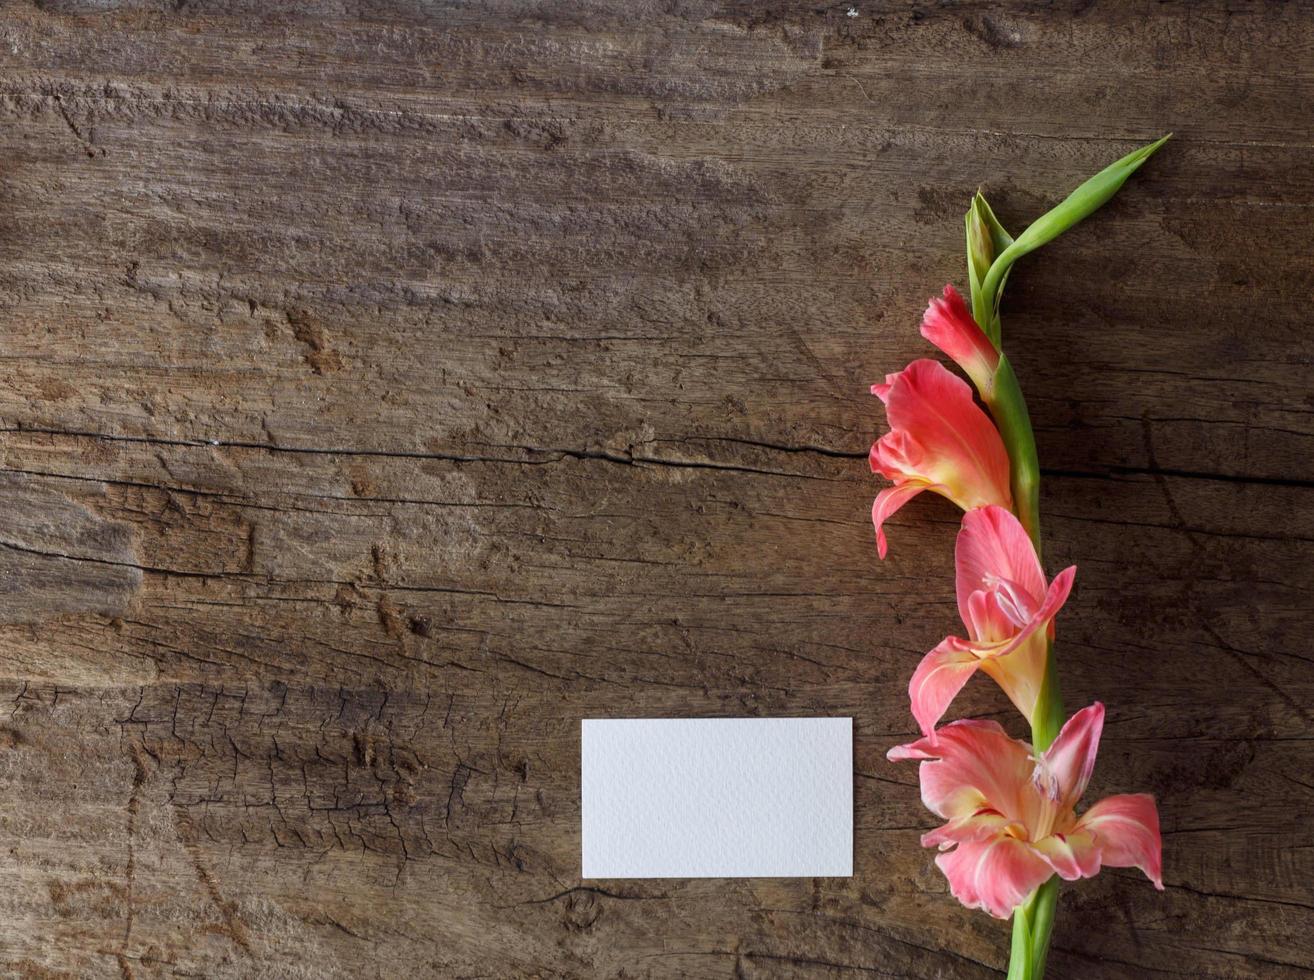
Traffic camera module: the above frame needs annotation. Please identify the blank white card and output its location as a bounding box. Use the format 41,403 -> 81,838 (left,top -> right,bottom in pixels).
581,717 -> 852,878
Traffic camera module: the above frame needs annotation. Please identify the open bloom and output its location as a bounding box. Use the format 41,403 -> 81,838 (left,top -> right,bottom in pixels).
888,703 -> 1163,919
870,359 -> 1011,558
920,285 -> 1000,395
909,505 -> 1076,735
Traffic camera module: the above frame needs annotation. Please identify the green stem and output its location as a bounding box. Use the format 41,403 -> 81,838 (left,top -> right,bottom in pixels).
1030,641 -> 1064,751
1020,645 -> 1065,975
992,353 -> 1061,978
1024,877 -> 1060,979
966,137 -> 1168,978
983,355 -> 1041,557
1006,893 -> 1034,980
967,216 -> 1063,980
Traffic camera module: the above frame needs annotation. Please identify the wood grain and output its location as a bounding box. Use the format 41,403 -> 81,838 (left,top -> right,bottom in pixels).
0,1 -> 1311,977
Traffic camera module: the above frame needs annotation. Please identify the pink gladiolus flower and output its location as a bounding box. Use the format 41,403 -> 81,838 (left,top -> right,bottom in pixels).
887,703 -> 1164,919
870,359 -> 1012,559
909,505 -> 1076,736
920,285 -> 1000,394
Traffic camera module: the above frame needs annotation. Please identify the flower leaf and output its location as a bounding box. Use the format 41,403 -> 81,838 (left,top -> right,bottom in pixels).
980,134 -> 1171,325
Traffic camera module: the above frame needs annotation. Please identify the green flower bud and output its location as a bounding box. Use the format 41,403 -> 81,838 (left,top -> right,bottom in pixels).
965,192 -> 1014,345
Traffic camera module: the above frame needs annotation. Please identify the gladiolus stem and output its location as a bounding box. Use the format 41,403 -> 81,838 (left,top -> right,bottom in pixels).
993,352 -> 1063,979
1019,644 -> 1066,973
966,196 -> 1065,980
1031,641 -> 1064,751
982,355 -> 1042,557
984,330 -> 1062,979
1024,877 -> 1060,979
966,137 -> 1168,979
1007,896 -> 1033,980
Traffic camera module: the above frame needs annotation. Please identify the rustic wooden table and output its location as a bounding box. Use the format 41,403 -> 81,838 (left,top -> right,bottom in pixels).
1,2 -> 1310,977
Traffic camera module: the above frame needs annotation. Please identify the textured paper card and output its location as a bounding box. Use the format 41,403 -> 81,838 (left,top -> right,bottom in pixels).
581,717 -> 852,878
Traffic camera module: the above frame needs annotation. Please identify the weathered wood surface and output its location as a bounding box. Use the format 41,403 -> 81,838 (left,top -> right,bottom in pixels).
0,1 -> 1310,977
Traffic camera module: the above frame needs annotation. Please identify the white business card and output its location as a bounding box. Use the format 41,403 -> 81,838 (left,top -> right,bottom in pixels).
581,717 -> 852,878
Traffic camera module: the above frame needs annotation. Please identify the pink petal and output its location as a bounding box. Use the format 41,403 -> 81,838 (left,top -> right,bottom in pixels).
1075,793 -> 1164,889
955,506 -> 1047,629
871,483 -> 925,559
909,639 -> 981,737
981,566 -> 1074,666
948,510 -> 1078,726
974,567 -> 1076,723
878,360 -> 1012,510
1035,702 -> 1105,810
869,428 -> 923,478
963,587 -> 1020,644
923,808 -> 1021,850
978,631 -> 1050,726
871,371 -> 901,402
935,836 -> 1055,919
1032,830 -> 1101,881
1035,564 -> 1077,634
887,718 -> 1034,824
920,285 -> 1000,394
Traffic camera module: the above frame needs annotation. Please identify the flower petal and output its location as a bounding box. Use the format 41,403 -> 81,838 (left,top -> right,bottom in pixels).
935,837 -> 1055,919
950,509 -> 1078,725
955,506 -> 1047,629
923,808 -> 1023,850
963,587 -> 1019,644
878,360 -> 1012,511
1035,564 -> 1077,636
887,718 -> 1034,824
1032,830 -> 1101,881
978,632 -> 1049,725
871,371 -> 900,403
909,639 -> 981,737
920,285 -> 1000,394
1075,793 -> 1164,889
871,429 -> 940,484
871,483 -> 926,560
1035,702 -> 1105,810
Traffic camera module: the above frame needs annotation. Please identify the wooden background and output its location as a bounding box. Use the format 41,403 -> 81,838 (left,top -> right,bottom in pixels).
0,1 -> 1310,977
